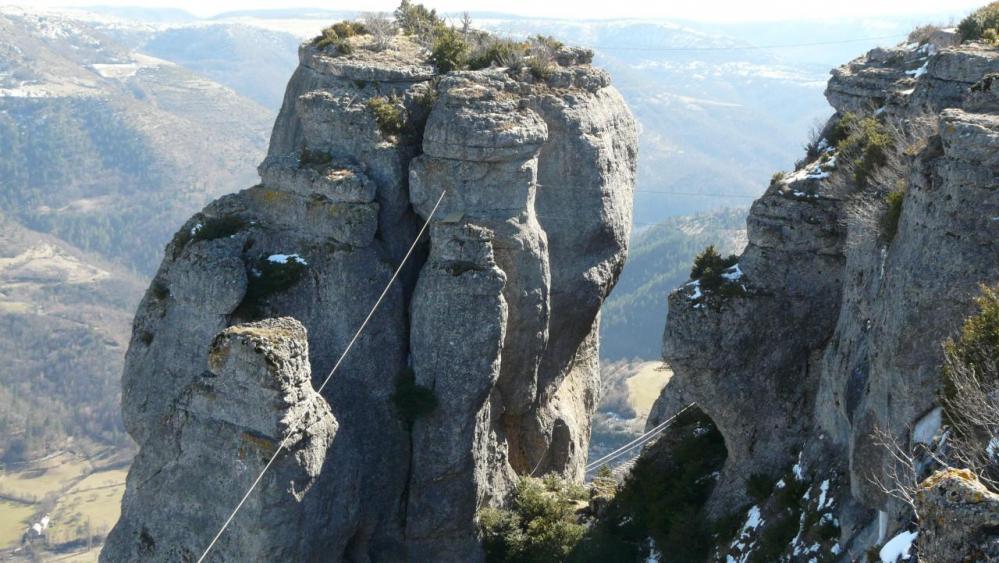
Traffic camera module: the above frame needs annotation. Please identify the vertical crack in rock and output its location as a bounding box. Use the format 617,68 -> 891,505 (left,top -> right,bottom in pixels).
407,223 -> 510,561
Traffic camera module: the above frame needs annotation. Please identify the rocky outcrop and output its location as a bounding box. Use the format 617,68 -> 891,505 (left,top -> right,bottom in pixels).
102,318 -> 337,561
648,29 -> 999,558
407,223 -> 511,561
914,468 -> 999,562
105,32 -> 635,562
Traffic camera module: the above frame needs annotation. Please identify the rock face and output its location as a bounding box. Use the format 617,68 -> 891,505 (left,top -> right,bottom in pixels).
104,33 -> 635,562
915,468 -> 999,562
102,318 -> 337,561
648,30 -> 999,557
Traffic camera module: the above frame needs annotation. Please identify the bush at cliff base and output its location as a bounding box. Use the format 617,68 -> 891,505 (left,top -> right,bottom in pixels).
478,476 -> 587,563
566,409 -> 728,562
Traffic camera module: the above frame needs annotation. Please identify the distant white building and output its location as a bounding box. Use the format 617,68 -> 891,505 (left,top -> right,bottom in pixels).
28,513 -> 50,537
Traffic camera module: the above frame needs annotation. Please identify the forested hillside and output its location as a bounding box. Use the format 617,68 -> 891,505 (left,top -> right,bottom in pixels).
0,9 -> 272,460
600,209 -> 747,360
0,212 -> 144,460
0,9 -> 271,274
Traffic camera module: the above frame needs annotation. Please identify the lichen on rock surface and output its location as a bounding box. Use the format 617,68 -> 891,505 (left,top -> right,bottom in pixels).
103,20 -> 635,563
914,468 -> 999,561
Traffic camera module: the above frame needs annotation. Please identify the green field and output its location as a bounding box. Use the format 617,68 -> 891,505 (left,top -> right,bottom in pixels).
0,445 -> 131,557
50,468 -> 127,540
0,500 -> 34,547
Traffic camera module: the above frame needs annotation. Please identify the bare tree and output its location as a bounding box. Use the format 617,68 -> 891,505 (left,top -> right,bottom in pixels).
842,191 -> 883,252
871,284 -> 999,518
870,426 -> 923,513
939,285 -> 999,490
908,24 -> 943,45
362,12 -> 398,52
461,12 -> 473,36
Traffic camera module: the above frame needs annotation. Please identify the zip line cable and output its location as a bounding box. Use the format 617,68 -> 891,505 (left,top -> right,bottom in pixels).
196,189 -> 448,563
584,415 -> 675,472
585,403 -> 695,473
584,406 -> 689,473
585,430 -> 661,473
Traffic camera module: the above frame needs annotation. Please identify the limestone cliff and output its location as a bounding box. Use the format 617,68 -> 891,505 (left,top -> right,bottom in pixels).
648,29 -> 999,559
103,31 -> 635,562
102,318 -> 337,561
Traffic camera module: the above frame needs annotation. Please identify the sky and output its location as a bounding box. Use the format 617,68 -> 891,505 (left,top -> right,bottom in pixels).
13,0 -> 987,21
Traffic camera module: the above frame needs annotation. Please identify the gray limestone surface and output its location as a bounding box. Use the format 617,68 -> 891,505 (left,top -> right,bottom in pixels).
104,32 -> 636,562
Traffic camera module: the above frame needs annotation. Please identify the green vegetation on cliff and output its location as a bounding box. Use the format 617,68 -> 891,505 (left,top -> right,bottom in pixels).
959,2 -> 999,42
367,95 -> 406,137
941,284 -> 999,487
690,245 -> 739,293
572,409 -> 728,561
478,409 -> 728,562
881,185 -> 906,241
234,254 -> 309,320
478,477 -> 587,563
832,112 -> 892,188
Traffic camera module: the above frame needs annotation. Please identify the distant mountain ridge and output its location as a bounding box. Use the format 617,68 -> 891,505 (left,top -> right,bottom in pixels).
0,8 -> 272,273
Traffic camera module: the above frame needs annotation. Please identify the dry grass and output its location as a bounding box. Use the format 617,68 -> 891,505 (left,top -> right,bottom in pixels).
0,450 -> 129,551
0,500 -> 35,547
50,468 -> 126,540
624,362 -> 673,418
0,452 -> 92,501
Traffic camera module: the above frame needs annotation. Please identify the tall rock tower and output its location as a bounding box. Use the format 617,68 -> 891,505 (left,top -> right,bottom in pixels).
103,27 -> 636,562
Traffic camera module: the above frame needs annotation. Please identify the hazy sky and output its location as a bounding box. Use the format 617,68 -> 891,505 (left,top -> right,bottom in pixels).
16,0 -> 986,21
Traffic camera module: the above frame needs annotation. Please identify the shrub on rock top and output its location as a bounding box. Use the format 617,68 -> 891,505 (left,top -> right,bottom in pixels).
690,245 -> 739,293
430,26 -> 470,74
959,2 -> 999,42
313,20 -> 368,55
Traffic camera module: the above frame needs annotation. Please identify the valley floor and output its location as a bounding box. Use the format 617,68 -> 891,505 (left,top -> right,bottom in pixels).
0,442 -> 132,561
588,360 -> 672,472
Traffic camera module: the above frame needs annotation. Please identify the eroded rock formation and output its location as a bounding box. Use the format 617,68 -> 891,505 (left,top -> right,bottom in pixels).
102,318 -> 337,561
649,30 -> 999,558
104,33 -> 635,562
